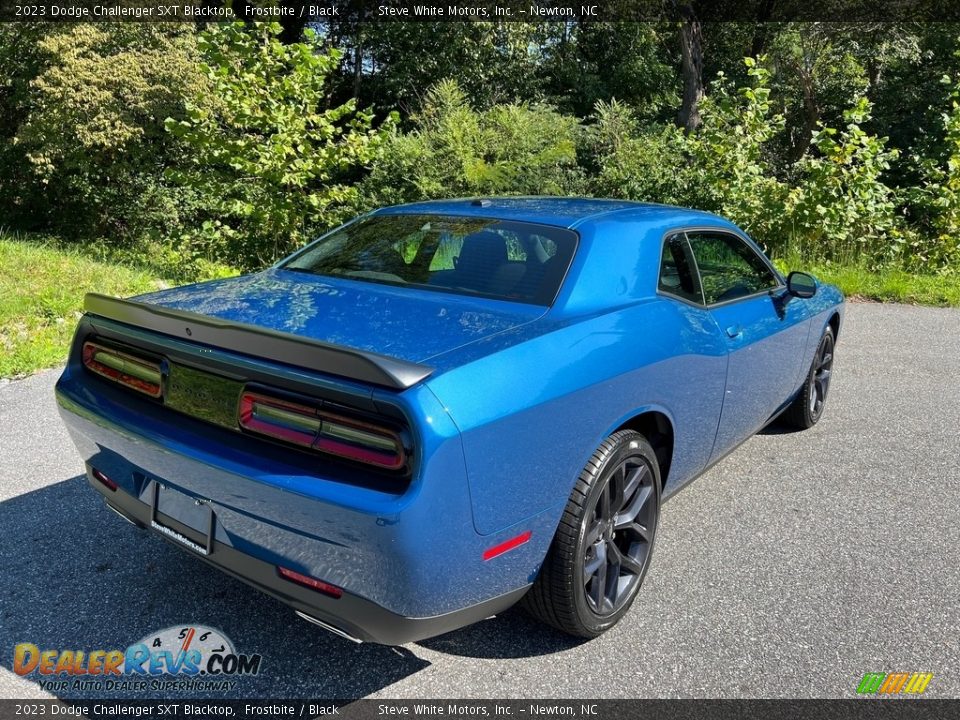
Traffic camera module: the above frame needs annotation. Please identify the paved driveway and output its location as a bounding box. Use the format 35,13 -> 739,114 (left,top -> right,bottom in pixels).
1,303 -> 958,699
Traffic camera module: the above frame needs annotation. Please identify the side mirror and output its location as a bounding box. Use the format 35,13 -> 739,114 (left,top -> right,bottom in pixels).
787,271 -> 817,299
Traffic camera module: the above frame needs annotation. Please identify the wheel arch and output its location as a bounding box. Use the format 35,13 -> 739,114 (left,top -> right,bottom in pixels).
613,410 -> 674,490
827,311 -> 841,340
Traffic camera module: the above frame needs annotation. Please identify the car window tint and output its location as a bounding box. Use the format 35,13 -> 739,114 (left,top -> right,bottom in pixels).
686,231 -> 778,305
427,230 -> 527,272
658,233 -> 703,304
282,214 -> 578,306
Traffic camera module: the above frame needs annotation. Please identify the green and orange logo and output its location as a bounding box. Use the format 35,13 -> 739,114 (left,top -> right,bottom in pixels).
856,672 -> 933,695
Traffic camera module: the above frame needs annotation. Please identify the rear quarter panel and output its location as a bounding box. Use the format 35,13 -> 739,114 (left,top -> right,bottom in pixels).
426,218 -> 729,535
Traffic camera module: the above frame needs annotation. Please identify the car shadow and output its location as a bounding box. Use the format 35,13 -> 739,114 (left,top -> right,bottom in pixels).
758,420 -> 803,435
0,475 -> 429,699
416,609 -> 588,659
0,475 -> 584,699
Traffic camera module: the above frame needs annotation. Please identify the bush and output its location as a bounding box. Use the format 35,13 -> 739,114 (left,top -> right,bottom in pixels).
677,59 -> 790,250
360,79 -> 584,207
166,22 -> 391,271
587,59 -> 909,269
585,99 -> 689,204
789,98 -> 903,267
587,59 -> 790,252
13,25 -> 209,243
903,73 -> 960,274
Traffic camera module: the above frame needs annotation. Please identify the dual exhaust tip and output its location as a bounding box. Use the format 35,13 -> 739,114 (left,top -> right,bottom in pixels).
294,611 -> 363,644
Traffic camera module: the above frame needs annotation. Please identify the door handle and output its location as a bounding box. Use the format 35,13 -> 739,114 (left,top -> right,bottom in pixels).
726,325 -> 743,339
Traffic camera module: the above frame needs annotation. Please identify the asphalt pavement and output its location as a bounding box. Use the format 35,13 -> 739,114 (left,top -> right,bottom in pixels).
1,303 -> 958,699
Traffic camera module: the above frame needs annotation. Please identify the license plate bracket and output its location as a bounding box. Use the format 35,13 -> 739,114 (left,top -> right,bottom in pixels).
149,482 -> 216,556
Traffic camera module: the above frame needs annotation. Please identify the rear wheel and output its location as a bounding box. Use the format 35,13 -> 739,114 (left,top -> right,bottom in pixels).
523,430 -> 660,638
782,325 -> 835,429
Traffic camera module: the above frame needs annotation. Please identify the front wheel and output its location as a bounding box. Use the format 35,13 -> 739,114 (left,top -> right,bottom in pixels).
782,325 -> 835,429
522,430 -> 661,638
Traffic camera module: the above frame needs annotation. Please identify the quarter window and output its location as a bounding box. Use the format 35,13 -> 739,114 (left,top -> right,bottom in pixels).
685,231 -> 779,305
658,233 -> 703,304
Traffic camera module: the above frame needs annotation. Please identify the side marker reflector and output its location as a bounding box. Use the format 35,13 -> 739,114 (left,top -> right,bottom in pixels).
482,530 -> 532,561
277,566 -> 343,599
92,468 -> 117,492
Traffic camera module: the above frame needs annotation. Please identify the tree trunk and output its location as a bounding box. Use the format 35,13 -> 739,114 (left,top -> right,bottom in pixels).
353,34 -> 363,99
676,6 -> 704,133
789,69 -> 820,162
749,0 -> 777,57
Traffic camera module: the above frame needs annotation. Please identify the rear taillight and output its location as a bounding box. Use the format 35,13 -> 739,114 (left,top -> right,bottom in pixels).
238,391 -> 406,470
82,341 -> 162,398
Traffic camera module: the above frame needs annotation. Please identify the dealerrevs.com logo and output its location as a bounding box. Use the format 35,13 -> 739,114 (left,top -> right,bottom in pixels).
13,625 -> 262,693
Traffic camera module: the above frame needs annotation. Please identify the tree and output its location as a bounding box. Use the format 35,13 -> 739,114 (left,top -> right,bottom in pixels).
361,79 -> 583,207
675,3 -> 704,132
13,25 -> 209,241
329,22 -> 546,115
0,23 -> 55,229
541,22 -> 677,120
166,22 -> 391,270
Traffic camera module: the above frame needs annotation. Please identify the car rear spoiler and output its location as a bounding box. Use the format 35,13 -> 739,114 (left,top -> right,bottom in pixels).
83,293 -> 434,390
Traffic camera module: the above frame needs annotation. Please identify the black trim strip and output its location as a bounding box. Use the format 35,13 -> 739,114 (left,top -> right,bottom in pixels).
83,293 -> 433,390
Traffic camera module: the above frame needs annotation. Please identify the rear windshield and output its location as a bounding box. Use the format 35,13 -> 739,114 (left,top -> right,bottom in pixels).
281,214 -> 578,306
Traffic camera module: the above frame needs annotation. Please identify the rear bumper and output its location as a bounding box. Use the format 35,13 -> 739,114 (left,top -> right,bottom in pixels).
55,359 -> 554,644
92,474 -> 528,645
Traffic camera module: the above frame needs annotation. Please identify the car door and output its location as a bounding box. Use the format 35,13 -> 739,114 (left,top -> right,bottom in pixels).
684,229 -> 811,460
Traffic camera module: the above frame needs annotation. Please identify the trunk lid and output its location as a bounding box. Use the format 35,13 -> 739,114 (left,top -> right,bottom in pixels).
133,269 -> 544,365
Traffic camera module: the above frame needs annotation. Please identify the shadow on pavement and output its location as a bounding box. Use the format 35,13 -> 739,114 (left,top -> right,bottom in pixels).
0,475 -> 428,699
417,609 -> 587,659
758,419 -> 803,435
0,475 -> 583,699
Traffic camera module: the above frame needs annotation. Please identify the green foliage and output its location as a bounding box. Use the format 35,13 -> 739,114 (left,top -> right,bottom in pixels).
904,71 -> 960,274
585,99 -> 688,203
346,23 -> 546,113
2,22 -> 959,285
766,24 -> 872,160
544,23 -> 678,119
677,58 -> 790,245
13,25 -> 208,242
361,79 -> 583,206
789,98 -> 902,266
587,58 -> 791,249
166,23 -> 391,271
0,24 -> 53,229
588,59 -> 908,269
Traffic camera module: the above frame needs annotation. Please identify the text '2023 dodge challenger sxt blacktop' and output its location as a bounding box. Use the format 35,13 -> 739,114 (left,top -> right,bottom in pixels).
55,197 -> 844,644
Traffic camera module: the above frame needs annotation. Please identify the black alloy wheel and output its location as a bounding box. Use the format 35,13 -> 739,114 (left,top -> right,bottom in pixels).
581,453 -> 657,616
783,325 -> 836,429
522,430 -> 661,637
809,330 -> 834,421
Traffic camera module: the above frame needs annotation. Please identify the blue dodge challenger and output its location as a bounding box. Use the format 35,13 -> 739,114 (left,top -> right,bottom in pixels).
56,197 -> 844,643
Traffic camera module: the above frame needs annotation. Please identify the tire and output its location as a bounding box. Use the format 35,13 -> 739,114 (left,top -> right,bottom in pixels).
782,325 -> 835,429
522,430 -> 661,638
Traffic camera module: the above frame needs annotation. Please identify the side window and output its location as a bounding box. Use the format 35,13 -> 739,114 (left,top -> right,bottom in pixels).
686,231 -> 779,305
658,233 -> 703,304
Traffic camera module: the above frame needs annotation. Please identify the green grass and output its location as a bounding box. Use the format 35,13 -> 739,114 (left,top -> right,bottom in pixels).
775,259 -> 960,307
0,236 -> 168,378
2,232 -> 957,380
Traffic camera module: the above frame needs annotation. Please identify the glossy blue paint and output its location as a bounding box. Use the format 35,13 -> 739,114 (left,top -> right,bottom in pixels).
55,197 -> 845,639
134,269 -> 545,365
